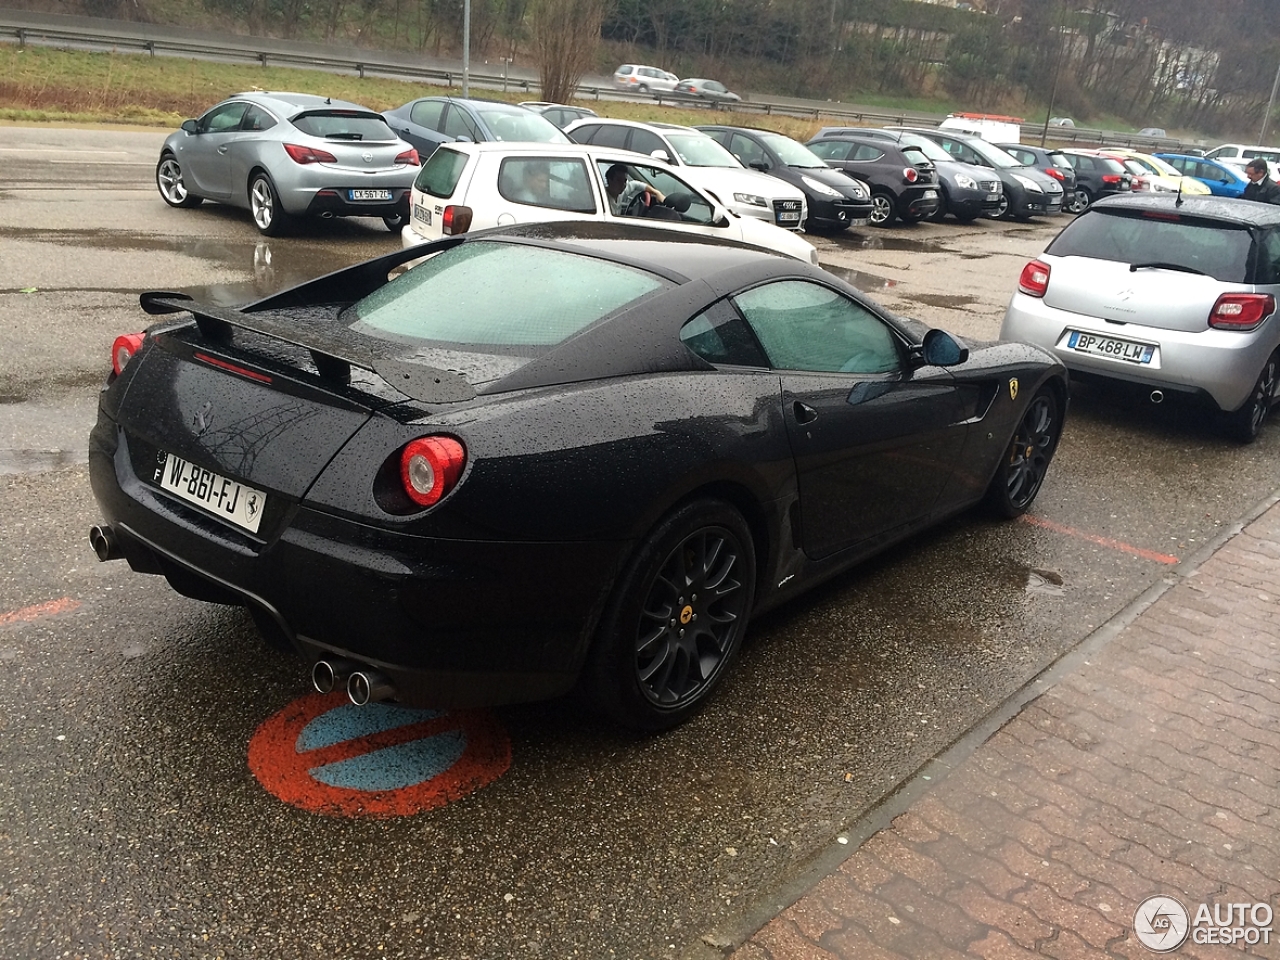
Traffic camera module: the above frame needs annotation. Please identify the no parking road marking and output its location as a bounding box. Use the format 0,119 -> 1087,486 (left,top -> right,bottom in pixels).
248,691 -> 510,817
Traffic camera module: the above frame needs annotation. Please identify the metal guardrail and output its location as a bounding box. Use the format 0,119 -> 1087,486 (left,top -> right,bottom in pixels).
0,7 -> 1207,151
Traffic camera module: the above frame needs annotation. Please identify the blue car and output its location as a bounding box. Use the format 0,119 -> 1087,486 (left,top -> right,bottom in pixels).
383,97 -> 568,161
1155,154 -> 1249,197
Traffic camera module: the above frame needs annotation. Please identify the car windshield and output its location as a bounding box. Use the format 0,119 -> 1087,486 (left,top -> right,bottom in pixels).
348,241 -> 668,352
666,133 -> 743,167
891,133 -> 950,163
1047,209 -> 1253,283
475,107 -> 570,143
759,133 -> 826,168
1142,155 -> 1182,176
291,110 -> 395,141
971,141 -> 1021,168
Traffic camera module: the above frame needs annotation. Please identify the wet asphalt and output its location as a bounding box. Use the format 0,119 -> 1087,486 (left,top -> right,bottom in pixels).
1,125 -> 1278,960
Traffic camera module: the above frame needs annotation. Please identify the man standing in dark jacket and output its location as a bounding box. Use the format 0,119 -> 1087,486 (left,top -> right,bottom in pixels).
1242,159 -> 1280,203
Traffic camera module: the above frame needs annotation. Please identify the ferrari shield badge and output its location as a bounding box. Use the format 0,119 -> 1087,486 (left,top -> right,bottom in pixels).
1009,378 -> 1019,401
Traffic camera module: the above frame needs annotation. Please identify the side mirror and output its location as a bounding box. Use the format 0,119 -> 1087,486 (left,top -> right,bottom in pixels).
181,119 -> 198,134
650,149 -> 671,163
455,135 -> 474,143
749,161 -> 770,172
918,329 -> 969,367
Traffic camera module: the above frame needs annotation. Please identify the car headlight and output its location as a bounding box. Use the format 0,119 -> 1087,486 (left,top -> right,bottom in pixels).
1012,174 -> 1043,193
1151,180 -> 1177,192
800,176 -> 844,198
954,174 -> 977,190
733,193 -> 769,208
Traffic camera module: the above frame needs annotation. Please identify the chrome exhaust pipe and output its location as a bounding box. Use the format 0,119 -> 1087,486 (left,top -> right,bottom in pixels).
348,669 -> 394,706
319,211 -> 335,219
89,525 -> 122,561
1150,390 -> 1164,404
311,658 -> 357,694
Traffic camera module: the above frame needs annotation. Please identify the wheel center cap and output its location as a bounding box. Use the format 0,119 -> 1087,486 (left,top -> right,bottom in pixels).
679,605 -> 694,625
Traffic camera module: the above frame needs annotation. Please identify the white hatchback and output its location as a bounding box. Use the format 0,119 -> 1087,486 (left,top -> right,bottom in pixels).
563,118 -> 808,231
401,141 -> 818,264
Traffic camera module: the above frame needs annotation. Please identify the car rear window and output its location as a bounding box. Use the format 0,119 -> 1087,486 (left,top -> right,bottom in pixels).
414,148 -> 468,198
291,110 -> 394,141
348,241 -> 669,350
1047,209 -> 1254,283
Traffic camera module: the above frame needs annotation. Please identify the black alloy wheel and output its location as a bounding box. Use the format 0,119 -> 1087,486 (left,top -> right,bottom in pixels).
1225,350 -> 1280,443
985,387 -> 1062,518
584,499 -> 756,731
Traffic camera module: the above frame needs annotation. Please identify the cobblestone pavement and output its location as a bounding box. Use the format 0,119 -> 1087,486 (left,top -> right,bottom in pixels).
695,495 -> 1280,959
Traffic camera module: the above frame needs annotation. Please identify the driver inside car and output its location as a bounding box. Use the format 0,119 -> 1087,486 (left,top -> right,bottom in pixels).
605,163 -> 667,217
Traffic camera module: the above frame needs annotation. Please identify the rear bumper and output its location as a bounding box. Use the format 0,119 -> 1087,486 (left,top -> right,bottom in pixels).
89,414 -> 628,709
302,187 -> 410,220
1002,292 -> 1279,411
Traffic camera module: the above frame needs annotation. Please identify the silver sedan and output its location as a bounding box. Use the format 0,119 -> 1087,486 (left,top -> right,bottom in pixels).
155,91 -> 420,235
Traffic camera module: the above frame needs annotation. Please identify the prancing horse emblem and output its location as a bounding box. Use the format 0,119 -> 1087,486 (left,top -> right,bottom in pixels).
1009,378 -> 1019,401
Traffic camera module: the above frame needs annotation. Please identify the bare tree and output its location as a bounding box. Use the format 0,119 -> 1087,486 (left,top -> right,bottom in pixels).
532,0 -> 607,104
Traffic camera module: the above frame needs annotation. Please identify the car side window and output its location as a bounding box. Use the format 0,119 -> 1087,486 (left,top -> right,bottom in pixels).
680,301 -> 770,367
497,158 -> 596,213
1006,147 -> 1032,165
808,141 -> 850,162
240,105 -> 277,132
567,122 -> 599,144
592,125 -> 632,150
595,161 -> 715,222
732,281 -> 902,374
630,129 -> 667,159
850,144 -> 885,162
729,134 -> 766,168
409,100 -> 445,130
198,102 -> 248,134
442,105 -> 481,141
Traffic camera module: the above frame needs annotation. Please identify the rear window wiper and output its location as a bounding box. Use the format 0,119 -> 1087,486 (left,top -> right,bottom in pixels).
1129,261 -> 1206,275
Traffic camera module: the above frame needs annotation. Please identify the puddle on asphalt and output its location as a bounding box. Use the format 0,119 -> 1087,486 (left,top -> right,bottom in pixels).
822,263 -> 900,294
837,232 -> 956,255
0,448 -> 88,475
908,293 -> 979,309
1025,568 -> 1066,597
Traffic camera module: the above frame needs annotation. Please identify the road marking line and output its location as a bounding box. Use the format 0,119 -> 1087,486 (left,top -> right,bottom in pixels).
1018,514 -> 1180,565
0,596 -> 81,626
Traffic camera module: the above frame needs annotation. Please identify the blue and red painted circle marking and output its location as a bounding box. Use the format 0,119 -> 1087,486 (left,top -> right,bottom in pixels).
248,691 -> 510,818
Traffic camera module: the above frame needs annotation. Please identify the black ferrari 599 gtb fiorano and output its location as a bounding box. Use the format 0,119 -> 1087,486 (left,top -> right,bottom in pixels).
88,222 -> 1066,730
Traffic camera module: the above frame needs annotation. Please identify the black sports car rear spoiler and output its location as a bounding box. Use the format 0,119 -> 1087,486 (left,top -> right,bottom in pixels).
141,292 -> 477,404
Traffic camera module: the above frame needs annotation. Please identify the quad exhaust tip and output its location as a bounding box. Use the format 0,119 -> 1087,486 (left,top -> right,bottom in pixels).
89,525 -> 122,562
311,658 -> 356,695
347,669 -> 394,706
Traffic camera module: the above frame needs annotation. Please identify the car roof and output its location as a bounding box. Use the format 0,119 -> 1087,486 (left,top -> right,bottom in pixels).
571,118 -> 700,135
1090,193 -> 1280,226
233,91 -> 376,115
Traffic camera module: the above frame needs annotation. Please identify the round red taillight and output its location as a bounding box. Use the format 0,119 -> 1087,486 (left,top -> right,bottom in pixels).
111,333 -> 146,375
399,436 -> 466,507
903,166 -> 919,183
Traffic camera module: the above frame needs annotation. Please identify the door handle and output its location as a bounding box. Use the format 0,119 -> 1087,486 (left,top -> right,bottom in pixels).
793,401 -> 818,425
218,145 -> 228,154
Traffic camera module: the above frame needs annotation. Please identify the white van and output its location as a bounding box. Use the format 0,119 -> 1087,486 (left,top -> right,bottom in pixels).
939,113 -> 1024,144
